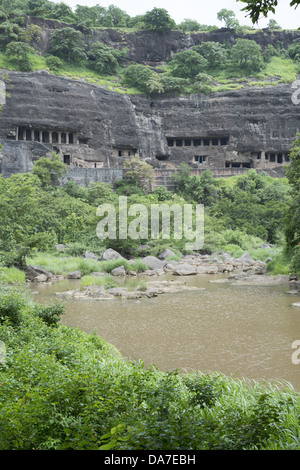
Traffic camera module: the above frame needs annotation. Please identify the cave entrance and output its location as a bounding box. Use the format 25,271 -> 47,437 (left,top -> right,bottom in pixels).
63,154 -> 71,165
42,131 -> 49,143
156,155 -> 169,161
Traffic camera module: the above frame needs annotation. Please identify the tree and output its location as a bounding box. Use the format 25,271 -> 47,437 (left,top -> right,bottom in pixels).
123,154 -> 154,192
47,2 -> 76,23
123,64 -> 154,93
284,135 -> 300,272
169,50 -> 208,79
237,0 -> 299,23
106,5 -> 130,27
217,9 -> 239,28
267,19 -> 282,29
262,44 -> 278,62
142,8 -> 176,32
50,27 -> 87,63
178,19 -> 201,32
27,0 -> 54,17
193,42 -> 228,69
192,73 -> 214,94
287,43 -> 300,62
230,38 -> 264,71
0,21 -> 24,46
88,42 -> 119,75
6,41 -> 35,71
32,152 -> 67,188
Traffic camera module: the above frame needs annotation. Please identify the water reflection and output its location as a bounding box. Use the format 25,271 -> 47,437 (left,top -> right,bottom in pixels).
32,274 -> 300,390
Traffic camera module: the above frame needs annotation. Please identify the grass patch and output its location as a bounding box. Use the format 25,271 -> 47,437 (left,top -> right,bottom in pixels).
80,274 -> 117,288
0,267 -> 26,284
266,252 -> 293,275
27,252 -> 148,276
257,56 -> 298,83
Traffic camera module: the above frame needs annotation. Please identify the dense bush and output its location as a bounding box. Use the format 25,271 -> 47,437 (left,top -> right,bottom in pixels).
0,288 -> 299,450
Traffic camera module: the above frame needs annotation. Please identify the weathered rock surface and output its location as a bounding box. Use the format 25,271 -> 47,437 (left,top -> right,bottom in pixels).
25,265 -> 53,282
100,248 -> 123,261
111,266 -> 126,276
158,249 -> 176,260
85,250 -> 97,259
67,270 -> 82,279
173,263 -> 197,276
56,279 -> 206,301
142,256 -> 166,271
0,67 -> 299,181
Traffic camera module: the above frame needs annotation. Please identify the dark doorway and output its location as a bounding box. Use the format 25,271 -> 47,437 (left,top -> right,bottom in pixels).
63,154 -> 71,165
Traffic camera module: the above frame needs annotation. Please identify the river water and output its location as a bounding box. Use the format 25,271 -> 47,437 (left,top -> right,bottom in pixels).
32,273 -> 300,391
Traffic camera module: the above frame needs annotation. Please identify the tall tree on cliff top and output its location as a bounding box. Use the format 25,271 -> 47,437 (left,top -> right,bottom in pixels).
142,8 -> 176,32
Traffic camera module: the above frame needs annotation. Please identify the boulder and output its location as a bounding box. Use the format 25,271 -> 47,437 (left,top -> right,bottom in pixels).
85,250 -> 97,259
34,274 -> 48,283
205,266 -> 219,274
196,266 -> 208,273
236,253 -> 255,265
173,263 -> 196,276
67,270 -> 82,279
111,266 -> 126,276
164,263 -> 177,272
25,265 -> 53,282
158,249 -> 176,260
100,248 -> 123,261
142,256 -> 166,271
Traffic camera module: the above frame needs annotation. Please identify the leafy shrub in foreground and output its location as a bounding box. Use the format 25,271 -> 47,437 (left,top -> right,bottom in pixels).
0,288 -> 26,326
33,300 -> 65,327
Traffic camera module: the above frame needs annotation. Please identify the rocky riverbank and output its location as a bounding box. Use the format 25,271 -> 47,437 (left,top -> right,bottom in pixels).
25,247 -> 300,302
56,280 -> 206,301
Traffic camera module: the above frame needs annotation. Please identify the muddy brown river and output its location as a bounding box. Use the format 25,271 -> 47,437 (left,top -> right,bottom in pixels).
32,273 -> 300,391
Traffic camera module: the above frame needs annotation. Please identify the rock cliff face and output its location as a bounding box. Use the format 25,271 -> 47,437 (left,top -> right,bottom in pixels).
0,68 -> 299,182
1,19 -> 299,183
25,16 -> 300,65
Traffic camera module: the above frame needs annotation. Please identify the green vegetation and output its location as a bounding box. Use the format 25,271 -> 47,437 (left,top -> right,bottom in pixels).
0,2 -> 299,96
237,0 -> 299,24
0,284 -> 300,450
1,1 -> 300,451
0,150 -> 296,277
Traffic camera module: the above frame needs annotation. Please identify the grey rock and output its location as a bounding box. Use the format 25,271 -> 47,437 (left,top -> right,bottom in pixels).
85,250 -> 97,259
34,274 -> 48,283
142,256 -> 166,271
100,248 -> 123,261
67,270 -> 82,279
236,253 -> 255,265
111,266 -> 126,276
196,266 -> 208,273
26,265 -> 53,282
158,249 -> 176,260
173,263 -> 196,275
